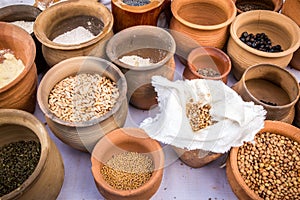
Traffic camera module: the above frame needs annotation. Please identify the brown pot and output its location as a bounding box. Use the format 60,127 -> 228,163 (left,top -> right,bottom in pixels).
91,128 -> 164,200
232,0 -> 283,14
227,10 -> 300,80
33,0 -> 113,67
106,25 -> 176,110
232,64 -> 300,124
0,22 -> 37,113
37,56 -> 128,152
183,46 -> 231,84
226,120 -> 300,200
0,109 -> 64,200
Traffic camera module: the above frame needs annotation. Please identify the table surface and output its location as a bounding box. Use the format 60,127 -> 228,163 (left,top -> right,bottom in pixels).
2,1 -> 300,199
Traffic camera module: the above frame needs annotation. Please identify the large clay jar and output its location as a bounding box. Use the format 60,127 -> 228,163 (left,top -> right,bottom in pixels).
37,57 -> 128,152
91,128 -> 164,200
233,0 -> 283,14
226,120 -> 300,200
106,25 -> 176,110
282,0 -> 300,70
227,10 -> 300,80
232,64 -> 300,124
0,22 -> 37,113
169,0 -> 236,62
34,0 -> 113,67
0,109 -> 64,200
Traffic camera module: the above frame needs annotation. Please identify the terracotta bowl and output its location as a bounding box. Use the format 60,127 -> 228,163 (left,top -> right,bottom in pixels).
0,109 -> 64,200
183,46 -> 231,83
33,0 -> 113,67
226,120 -> 300,200
232,64 -> 300,124
106,25 -> 176,110
227,10 -> 300,80
37,56 -> 128,152
233,0 -> 283,14
91,128 -> 164,200
0,22 -> 37,113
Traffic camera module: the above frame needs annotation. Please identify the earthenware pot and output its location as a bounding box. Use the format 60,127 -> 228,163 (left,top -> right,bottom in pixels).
233,0 -> 283,14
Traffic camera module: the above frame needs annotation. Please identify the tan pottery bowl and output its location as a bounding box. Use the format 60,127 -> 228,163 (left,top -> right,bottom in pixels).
233,0 -> 283,14
226,120 -> 300,200
37,56 -> 128,152
183,46 -> 231,84
0,22 -> 37,113
91,128 -> 164,200
227,10 -> 300,80
232,64 -> 300,124
33,0 -> 113,67
106,25 -> 176,110
0,109 -> 64,200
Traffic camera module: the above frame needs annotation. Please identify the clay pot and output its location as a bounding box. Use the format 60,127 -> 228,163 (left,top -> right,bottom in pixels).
106,25 -> 176,110
0,5 -> 47,74
112,0 -> 171,33
227,10 -> 300,80
233,0 -> 283,14
226,120 -> 300,200
183,46 -> 231,83
282,0 -> 300,70
232,64 -> 300,124
0,22 -> 37,113
37,57 -> 128,152
91,128 -> 164,200
33,0 -> 113,67
0,109 -> 64,200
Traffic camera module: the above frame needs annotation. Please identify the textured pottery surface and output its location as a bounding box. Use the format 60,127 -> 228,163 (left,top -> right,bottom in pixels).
34,0 -> 113,67
227,10 -> 300,80
91,128 -> 164,200
0,22 -> 37,113
226,120 -> 300,200
0,109 -> 64,200
233,0 -> 283,14
37,57 -> 128,152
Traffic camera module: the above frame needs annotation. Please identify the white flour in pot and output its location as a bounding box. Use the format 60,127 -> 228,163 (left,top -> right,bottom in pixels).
10,21 -> 34,34
119,55 -> 153,67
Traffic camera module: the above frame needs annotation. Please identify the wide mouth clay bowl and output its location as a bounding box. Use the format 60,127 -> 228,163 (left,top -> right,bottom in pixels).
233,0 -> 283,14
227,10 -> 300,80
91,128 -> 164,200
232,64 -> 300,124
37,56 -> 128,152
0,109 -> 64,200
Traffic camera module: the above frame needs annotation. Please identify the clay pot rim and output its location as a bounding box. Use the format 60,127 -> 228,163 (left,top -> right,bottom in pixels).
228,120 -> 300,200
187,46 -> 231,80
230,10 -> 300,58
0,22 -> 36,93
37,56 -> 127,128
112,0 -> 165,13
240,63 -> 300,109
0,109 -> 50,200
33,0 -> 113,50
91,127 -> 164,198
106,25 -> 176,71
171,0 -> 237,30
232,0 -> 283,14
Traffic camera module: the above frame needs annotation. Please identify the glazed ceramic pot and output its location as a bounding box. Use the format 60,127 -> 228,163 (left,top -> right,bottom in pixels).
0,22 -> 37,113
232,64 -> 300,124
227,10 -> 300,80
37,57 -> 128,152
34,0 -> 113,67
226,120 -> 300,200
106,25 -> 176,110
0,109 -> 64,200
91,128 -> 164,200
183,46 -> 231,83
233,0 -> 283,14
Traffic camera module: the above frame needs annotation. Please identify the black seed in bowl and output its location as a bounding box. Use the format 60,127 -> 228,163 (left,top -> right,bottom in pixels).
123,0 -> 151,6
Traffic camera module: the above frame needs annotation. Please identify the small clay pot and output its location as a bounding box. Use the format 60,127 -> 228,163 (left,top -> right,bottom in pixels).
0,22 -> 37,113
183,46 -> 231,83
232,64 -> 300,124
37,57 -> 128,152
106,25 -> 176,110
91,128 -> 164,200
233,0 -> 283,14
0,109 -> 64,200
227,10 -> 300,80
34,0 -> 113,67
226,120 -> 300,200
